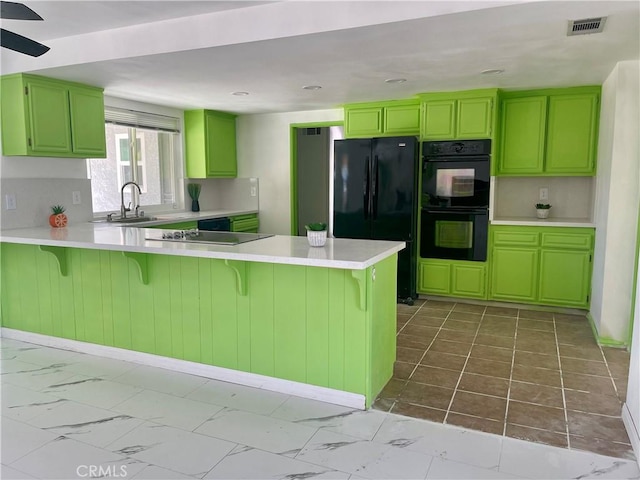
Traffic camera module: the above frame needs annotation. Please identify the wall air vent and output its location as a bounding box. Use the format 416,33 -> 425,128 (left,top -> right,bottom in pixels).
567,17 -> 606,36
304,128 -> 321,136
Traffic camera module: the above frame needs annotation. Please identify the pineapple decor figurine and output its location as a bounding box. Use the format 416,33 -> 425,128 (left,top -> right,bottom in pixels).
49,205 -> 68,228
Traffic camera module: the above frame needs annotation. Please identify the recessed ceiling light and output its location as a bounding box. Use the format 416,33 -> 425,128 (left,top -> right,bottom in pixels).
481,69 -> 505,75
232,91 -> 249,96
385,78 -> 407,84
302,85 -> 322,90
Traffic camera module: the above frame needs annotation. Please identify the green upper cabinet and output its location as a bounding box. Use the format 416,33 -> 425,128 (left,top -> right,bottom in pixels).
344,101 -> 419,138
184,109 -> 237,178
0,73 -> 106,158
497,87 -> 600,176
499,96 -> 547,174
545,94 -> 599,174
419,90 -> 497,141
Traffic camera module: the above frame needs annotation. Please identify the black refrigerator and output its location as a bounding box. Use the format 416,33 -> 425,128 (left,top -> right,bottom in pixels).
333,136 -> 418,303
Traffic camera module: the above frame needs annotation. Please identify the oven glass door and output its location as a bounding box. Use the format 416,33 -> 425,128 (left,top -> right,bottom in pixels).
420,209 -> 488,261
422,158 -> 490,208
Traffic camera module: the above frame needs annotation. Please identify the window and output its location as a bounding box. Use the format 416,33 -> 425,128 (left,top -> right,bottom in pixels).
88,107 -> 182,214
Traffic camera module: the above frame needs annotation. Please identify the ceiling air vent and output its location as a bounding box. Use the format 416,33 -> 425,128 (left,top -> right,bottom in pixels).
567,17 -> 606,36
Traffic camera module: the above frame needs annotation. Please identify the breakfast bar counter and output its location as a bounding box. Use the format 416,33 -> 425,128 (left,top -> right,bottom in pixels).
1,225 -> 403,409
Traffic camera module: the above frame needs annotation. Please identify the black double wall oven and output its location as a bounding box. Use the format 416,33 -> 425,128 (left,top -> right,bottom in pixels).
420,139 -> 490,262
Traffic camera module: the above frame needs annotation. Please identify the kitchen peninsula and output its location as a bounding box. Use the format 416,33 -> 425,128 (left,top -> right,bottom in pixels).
0,225 -> 404,409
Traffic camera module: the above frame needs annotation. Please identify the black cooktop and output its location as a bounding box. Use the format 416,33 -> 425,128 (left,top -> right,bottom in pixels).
146,230 -> 274,245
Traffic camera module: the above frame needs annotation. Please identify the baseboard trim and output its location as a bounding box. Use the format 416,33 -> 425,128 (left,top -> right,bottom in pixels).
586,313 -> 628,348
1,328 -> 366,410
622,402 -> 640,466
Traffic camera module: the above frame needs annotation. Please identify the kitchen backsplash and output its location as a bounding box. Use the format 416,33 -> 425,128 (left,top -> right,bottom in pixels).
186,177 -> 259,212
1,178 -> 93,230
492,176 -> 594,220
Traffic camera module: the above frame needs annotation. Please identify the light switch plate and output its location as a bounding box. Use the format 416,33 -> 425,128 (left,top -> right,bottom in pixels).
539,187 -> 549,201
72,191 -> 82,205
5,194 -> 16,210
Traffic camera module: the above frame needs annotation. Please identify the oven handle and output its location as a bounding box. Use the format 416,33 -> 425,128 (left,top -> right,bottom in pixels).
423,208 -> 488,215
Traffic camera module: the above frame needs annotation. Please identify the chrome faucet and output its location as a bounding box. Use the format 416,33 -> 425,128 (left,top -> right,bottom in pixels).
120,181 -> 142,219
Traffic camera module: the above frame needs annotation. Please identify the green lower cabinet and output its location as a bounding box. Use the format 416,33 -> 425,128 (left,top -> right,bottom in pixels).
538,250 -> 591,307
490,247 -> 539,302
418,259 -> 486,299
148,221 -> 198,230
1,243 -> 396,407
489,225 -> 594,308
231,214 -> 259,233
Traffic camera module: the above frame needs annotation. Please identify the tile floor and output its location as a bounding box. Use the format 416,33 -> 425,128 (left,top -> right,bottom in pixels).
373,298 -> 635,461
2,337 -> 639,480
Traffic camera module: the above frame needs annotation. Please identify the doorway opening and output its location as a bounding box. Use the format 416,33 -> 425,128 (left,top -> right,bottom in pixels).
290,123 -> 344,236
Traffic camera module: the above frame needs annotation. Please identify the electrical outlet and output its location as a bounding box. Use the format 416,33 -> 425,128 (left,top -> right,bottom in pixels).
72,191 -> 82,205
5,194 -> 16,210
539,187 -> 549,201
250,186 -> 257,197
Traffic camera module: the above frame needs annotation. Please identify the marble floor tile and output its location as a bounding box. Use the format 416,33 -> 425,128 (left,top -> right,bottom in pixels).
1,418 -> 59,465
271,396 -> 387,441
296,428 -> 433,479
41,376 -> 142,409
499,435 -> 640,479
186,379 -> 290,415
112,389 -> 224,431
426,457 -> 527,479
1,362 -> 80,391
373,414 -> 503,470
6,345 -> 86,367
0,464 -> 37,479
204,445 -> 351,479
130,464 -> 197,479
1,384 -> 68,422
195,408 -> 318,456
26,400 -> 144,448
9,436 -> 146,480
106,422 -> 236,477
59,354 -> 139,380
111,364 -> 208,397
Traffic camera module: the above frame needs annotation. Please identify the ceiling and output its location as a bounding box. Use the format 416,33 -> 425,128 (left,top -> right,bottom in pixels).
1,1 -> 639,114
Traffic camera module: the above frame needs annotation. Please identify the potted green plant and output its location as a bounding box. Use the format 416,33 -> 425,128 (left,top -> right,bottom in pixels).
305,222 -> 327,247
536,203 -> 551,219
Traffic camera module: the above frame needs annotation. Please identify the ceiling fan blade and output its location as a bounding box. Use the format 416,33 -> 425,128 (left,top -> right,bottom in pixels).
1,28 -> 49,56
0,1 -> 43,20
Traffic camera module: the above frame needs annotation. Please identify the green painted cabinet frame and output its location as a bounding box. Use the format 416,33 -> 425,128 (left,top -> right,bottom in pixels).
231,214 -> 259,233
418,259 -> 487,299
184,109 -> 237,178
0,73 -> 106,158
489,225 -> 594,308
1,243 -> 397,407
497,87 -> 600,176
419,90 -> 497,141
344,101 -> 420,138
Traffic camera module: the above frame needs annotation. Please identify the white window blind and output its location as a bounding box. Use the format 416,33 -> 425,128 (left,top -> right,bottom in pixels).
105,107 -> 180,133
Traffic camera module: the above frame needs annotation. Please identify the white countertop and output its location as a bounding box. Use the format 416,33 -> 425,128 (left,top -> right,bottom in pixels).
91,209 -> 258,227
0,223 -> 405,270
491,216 -> 595,228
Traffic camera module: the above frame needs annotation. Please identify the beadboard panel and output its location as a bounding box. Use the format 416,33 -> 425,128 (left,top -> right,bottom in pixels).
1,243 -> 396,404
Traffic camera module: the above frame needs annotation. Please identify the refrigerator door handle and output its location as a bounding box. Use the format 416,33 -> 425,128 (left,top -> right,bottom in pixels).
363,156 -> 370,219
372,155 -> 379,219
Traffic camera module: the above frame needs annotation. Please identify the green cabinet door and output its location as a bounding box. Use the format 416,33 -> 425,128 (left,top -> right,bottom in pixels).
421,100 -> 456,139
499,96 -> 547,174
490,247 -> 538,302
539,250 -> 591,307
451,263 -> 486,298
418,260 -> 450,294
68,87 -> 106,156
384,104 -> 420,135
546,94 -> 598,174
27,80 -> 72,154
206,111 -> 237,177
457,97 -> 492,138
345,107 -> 383,137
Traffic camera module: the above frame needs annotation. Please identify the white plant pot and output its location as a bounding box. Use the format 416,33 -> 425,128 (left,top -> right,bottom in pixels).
536,209 -> 550,219
307,230 -> 327,247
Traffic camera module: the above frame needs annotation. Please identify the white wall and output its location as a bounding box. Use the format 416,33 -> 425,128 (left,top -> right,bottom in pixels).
625,252 -> 640,461
236,108 -> 342,234
590,60 -> 640,343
